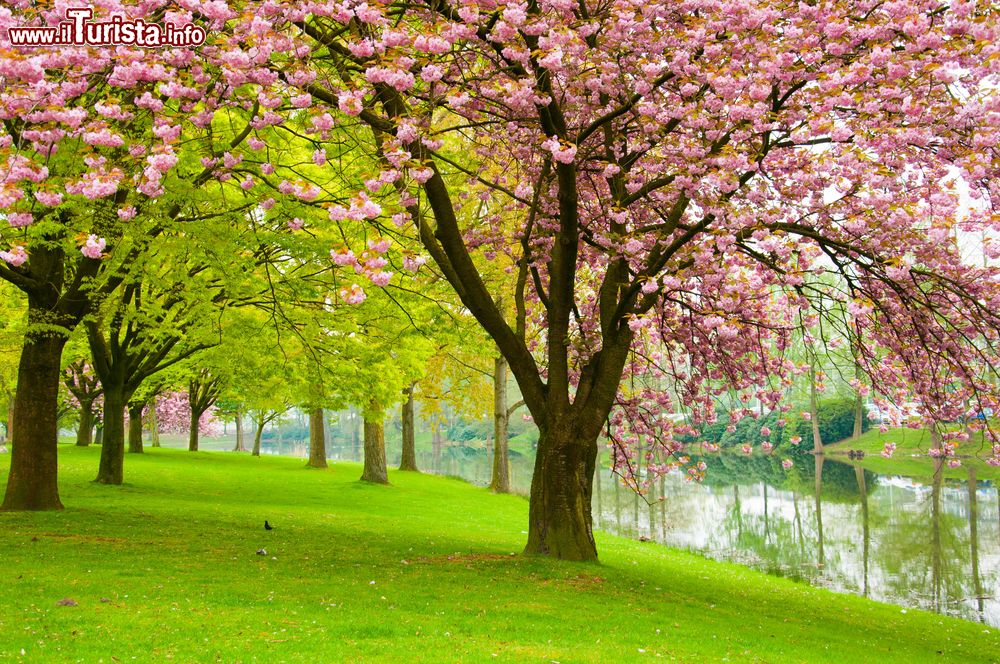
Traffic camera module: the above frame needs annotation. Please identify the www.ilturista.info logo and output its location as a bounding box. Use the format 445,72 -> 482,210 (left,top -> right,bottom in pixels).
7,8 -> 206,47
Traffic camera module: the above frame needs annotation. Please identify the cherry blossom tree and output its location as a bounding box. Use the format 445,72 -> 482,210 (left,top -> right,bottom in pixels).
0,2 -> 275,509
250,0 -> 1000,559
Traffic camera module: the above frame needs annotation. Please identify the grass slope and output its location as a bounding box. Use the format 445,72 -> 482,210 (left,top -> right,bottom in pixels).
1,446 -> 997,663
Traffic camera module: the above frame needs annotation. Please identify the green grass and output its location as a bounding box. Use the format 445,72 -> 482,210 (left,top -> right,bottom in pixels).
825,427 -> 1000,481
1,446 -> 997,663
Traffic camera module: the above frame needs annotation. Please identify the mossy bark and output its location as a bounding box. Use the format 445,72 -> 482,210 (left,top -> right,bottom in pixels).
523,422 -> 598,561
1,334 -> 67,510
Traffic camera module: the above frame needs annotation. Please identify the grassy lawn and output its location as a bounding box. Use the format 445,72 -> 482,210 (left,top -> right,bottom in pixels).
825,427 -> 1000,481
1,446 -> 997,663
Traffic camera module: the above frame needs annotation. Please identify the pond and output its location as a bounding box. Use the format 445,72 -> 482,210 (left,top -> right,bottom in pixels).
406,448 -> 1000,628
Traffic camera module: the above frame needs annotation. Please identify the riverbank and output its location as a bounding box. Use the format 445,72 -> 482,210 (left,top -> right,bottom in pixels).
1,445 -> 996,662
825,426 -> 1000,481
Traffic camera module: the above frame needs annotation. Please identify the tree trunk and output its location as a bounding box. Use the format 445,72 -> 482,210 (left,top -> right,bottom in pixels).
188,408 -> 199,452
361,416 -> 388,484
149,408 -> 160,448
490,356 -> 510,493
432,425 -> 442,473
306,407 -> 327,468
350,408 -> 361,462
523,422 -> 598,561
1,334 -> 67,510
76,400 -> 95,447
809,363 -> 823,454
127,403 -> 144,454
233,409 -> 245,452
398,384 -> 418,471
95,385 -> 127,484
94,424 -> 103,445
252,418 -> 264,456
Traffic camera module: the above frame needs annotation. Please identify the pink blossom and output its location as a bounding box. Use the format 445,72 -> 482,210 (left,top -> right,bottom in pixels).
0,244 -> 27,267
781,459 -> 793,470
81,235 -> 107,260
370,271 -> 393,286
339,284 -> 366,304
402,254 -> 426,272
312,149 -> 326,166
34,191 -> 62,207
881,442 -> 897,459
541,137 -> 577,164
7,212 -> 32,227
410,167 -> 434,184
117,206 -> 137,221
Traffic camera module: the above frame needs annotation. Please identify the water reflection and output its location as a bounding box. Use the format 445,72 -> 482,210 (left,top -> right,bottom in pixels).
588,454 -> 1000,628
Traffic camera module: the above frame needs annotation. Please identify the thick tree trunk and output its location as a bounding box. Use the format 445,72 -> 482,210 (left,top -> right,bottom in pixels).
233,409 -> 245,452
188,408 -> 200,452
398,384 -> 417,471
490,356 -> 510,493
95,385 -> 127,484
523,422 -> 598,561
361,416 -> 388,484
127,403 -> 144,454
1,334 -> 67,510
306,407 -> 327,468
76,400 -> 95,447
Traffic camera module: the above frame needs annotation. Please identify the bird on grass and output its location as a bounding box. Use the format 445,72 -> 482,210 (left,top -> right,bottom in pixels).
264,520 -> 274,531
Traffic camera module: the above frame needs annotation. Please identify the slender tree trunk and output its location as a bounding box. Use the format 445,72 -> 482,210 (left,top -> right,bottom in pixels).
490,356 -> 510,493
233,409 -> 245,452
252,417 -> 264,456
809,364 -> 823,454
127,403 -> 144,454
432,425 -> 442,473
149,408 -> 160,448
94,424 -> 103,445
95,385 -> 127,485
188,408 -> 200,452
307,407 -> 328,468
1,334 -> 68,510
350,408 -> 361,462
361,416 -> 388,484
76,400 -> 95,447
523,421 -> 598,561
398,384 -> 418,471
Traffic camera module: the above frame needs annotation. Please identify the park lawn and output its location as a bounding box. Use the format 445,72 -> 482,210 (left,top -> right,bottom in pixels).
1,446 -> 998,663
825,427 -> 1000,481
